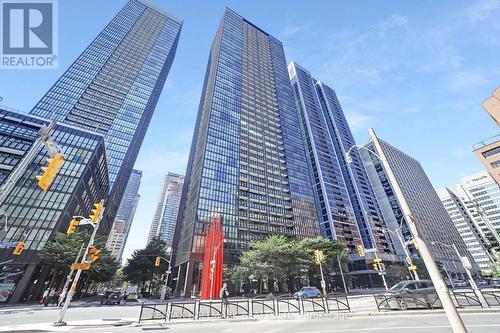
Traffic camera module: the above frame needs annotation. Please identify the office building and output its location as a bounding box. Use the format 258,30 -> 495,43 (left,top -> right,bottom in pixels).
473,88 -> 500,185
0,107 -> 108,303
361,129 -> 478,276
147,172 -> 183,247
106,169 -> 142,261
455,171 -> 500,245
29,0 -> 183,233
288,62 -> 394,255
437,187 -> 492,273
173,9 -> 319,296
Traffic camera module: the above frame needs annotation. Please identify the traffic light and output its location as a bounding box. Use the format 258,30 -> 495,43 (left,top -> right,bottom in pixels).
12,242 -> 25,255
314,250 -> 325,264
35,153 -> 64,191
66,218 -> 80,235
87,246 -> 101,263
356,244 -> 365,257
411,237 -> 419,249
155,256 -> 161,267
372,263 -> 379,271
89,200 -> 104,222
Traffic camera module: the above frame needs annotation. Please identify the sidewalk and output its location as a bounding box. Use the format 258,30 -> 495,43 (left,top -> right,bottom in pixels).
1,308 -> 499,332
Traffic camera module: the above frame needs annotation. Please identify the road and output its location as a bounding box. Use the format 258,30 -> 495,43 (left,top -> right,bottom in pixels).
1,300 -> 500,332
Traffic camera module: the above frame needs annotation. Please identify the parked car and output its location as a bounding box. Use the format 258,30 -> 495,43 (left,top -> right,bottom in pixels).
100,291 -> 123,305
294,287 -> 321,299
376,280 -> 438,310
454,280 -> 469,287
478,280 -> 489,287
492,278 -> 500,288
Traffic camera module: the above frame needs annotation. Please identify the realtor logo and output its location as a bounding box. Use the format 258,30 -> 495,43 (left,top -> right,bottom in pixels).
1,0 -> 58,69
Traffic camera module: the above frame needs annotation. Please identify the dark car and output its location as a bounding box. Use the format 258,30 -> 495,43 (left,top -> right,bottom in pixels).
376,280 -> 439,310
294,287 -> 321,299
100,291 -> 123,305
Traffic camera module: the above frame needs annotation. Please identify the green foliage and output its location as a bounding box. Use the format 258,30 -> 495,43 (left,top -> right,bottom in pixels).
86,247 -> 120,283
122,237 -> 169,287
231,235 -> 346,290
40,232 -> 89,269
490,261 -> 500,278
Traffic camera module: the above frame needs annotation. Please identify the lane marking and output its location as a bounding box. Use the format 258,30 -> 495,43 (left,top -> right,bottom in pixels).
296,324 -> 500,333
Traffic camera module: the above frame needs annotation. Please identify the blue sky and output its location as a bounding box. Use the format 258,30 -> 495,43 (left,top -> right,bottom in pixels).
0,0 -> 498,263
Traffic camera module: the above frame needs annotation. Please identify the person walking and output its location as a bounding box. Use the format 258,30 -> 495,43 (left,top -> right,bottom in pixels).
41,289 -> 50,307
219,282 -> 229,318
48,288 -> 55,306
52,289 -> 61,306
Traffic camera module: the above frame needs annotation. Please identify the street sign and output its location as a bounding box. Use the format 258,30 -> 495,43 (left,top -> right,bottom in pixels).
165,270 -> 172,274
71,262 -> 90,270
373,258 -> 382,263
320,280 -> 326,288
378,271 -> 387,275
408,265 -> 417,271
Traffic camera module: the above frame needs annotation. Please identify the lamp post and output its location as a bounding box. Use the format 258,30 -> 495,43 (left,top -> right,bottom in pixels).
337,249 -> 349,294
432,241 -> 483,305
159,249 -> 173,301
345,128 -> 468,333
382,215 -> 420,280
209,239 -> 224,300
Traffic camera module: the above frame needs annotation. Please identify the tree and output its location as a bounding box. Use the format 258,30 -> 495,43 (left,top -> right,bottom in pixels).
123,237 -> 169,293
231,235 -> 346,293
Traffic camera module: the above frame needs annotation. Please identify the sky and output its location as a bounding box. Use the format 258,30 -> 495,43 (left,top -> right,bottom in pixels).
0,0 -> 498,264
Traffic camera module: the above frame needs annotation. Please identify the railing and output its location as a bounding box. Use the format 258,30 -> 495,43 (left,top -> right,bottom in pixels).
139,294 -> 350,323
480,289 -> 500,307
452,290 -> 482,308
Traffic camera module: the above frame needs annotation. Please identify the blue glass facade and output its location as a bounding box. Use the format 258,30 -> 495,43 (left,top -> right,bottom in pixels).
0,107 -> 108,303
289,62 -> 394,255
173,9 -> 319,296
29,0 -> 182,233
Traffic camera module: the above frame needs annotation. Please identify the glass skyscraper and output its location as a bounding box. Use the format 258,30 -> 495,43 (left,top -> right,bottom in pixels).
173,9 -> 319,296
148,172 -> 183,247
0,107 -> 108,303
106,169 -> 142,261
288,62 -> 394,256
29,0 -> 182,233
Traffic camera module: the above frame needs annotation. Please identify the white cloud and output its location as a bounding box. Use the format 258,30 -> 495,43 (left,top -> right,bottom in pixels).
281,25 -> 307,38
344,112 -> 377,132
461,0 -> 499,22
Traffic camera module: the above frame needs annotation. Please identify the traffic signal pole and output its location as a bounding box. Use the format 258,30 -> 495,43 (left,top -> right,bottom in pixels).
0,120 -> 59,228
54,202 -> 105,326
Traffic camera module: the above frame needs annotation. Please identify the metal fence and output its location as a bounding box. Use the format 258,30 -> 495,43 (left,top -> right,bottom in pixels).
375,289 -> 500,312
138,294 -> 350,323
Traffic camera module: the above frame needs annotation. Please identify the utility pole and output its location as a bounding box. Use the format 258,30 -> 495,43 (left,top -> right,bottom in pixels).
366,128 -> 468,333
337,252 -> 348,294
54,200 -> 105,326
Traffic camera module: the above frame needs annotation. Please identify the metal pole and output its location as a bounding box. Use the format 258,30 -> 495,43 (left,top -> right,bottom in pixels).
59,243 -> 85,305
54,209 -> 104,326
374,252 -> 388,290
319,260 -> 327,296
442,263 -> 454,289
337,253 -> 348,294
368,128 -> 467,333
394,228 -> 419,280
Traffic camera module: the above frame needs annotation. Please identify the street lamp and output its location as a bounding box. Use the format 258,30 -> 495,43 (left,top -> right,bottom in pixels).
431,241 -> 483,305
381,214 -> 420,280
345,128 -> 468,333
337,248 -> 349,294
209,239 -> 225,300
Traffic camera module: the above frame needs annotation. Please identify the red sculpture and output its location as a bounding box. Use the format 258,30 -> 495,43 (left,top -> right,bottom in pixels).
200,213 -> 224,299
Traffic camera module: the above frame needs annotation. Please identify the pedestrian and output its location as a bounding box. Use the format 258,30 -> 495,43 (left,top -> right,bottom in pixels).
41,289 -> 49,307
219,282 -> 229,318
48,288 -> 55,306
52,289 -> 61,306
58,289 -> 67,307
